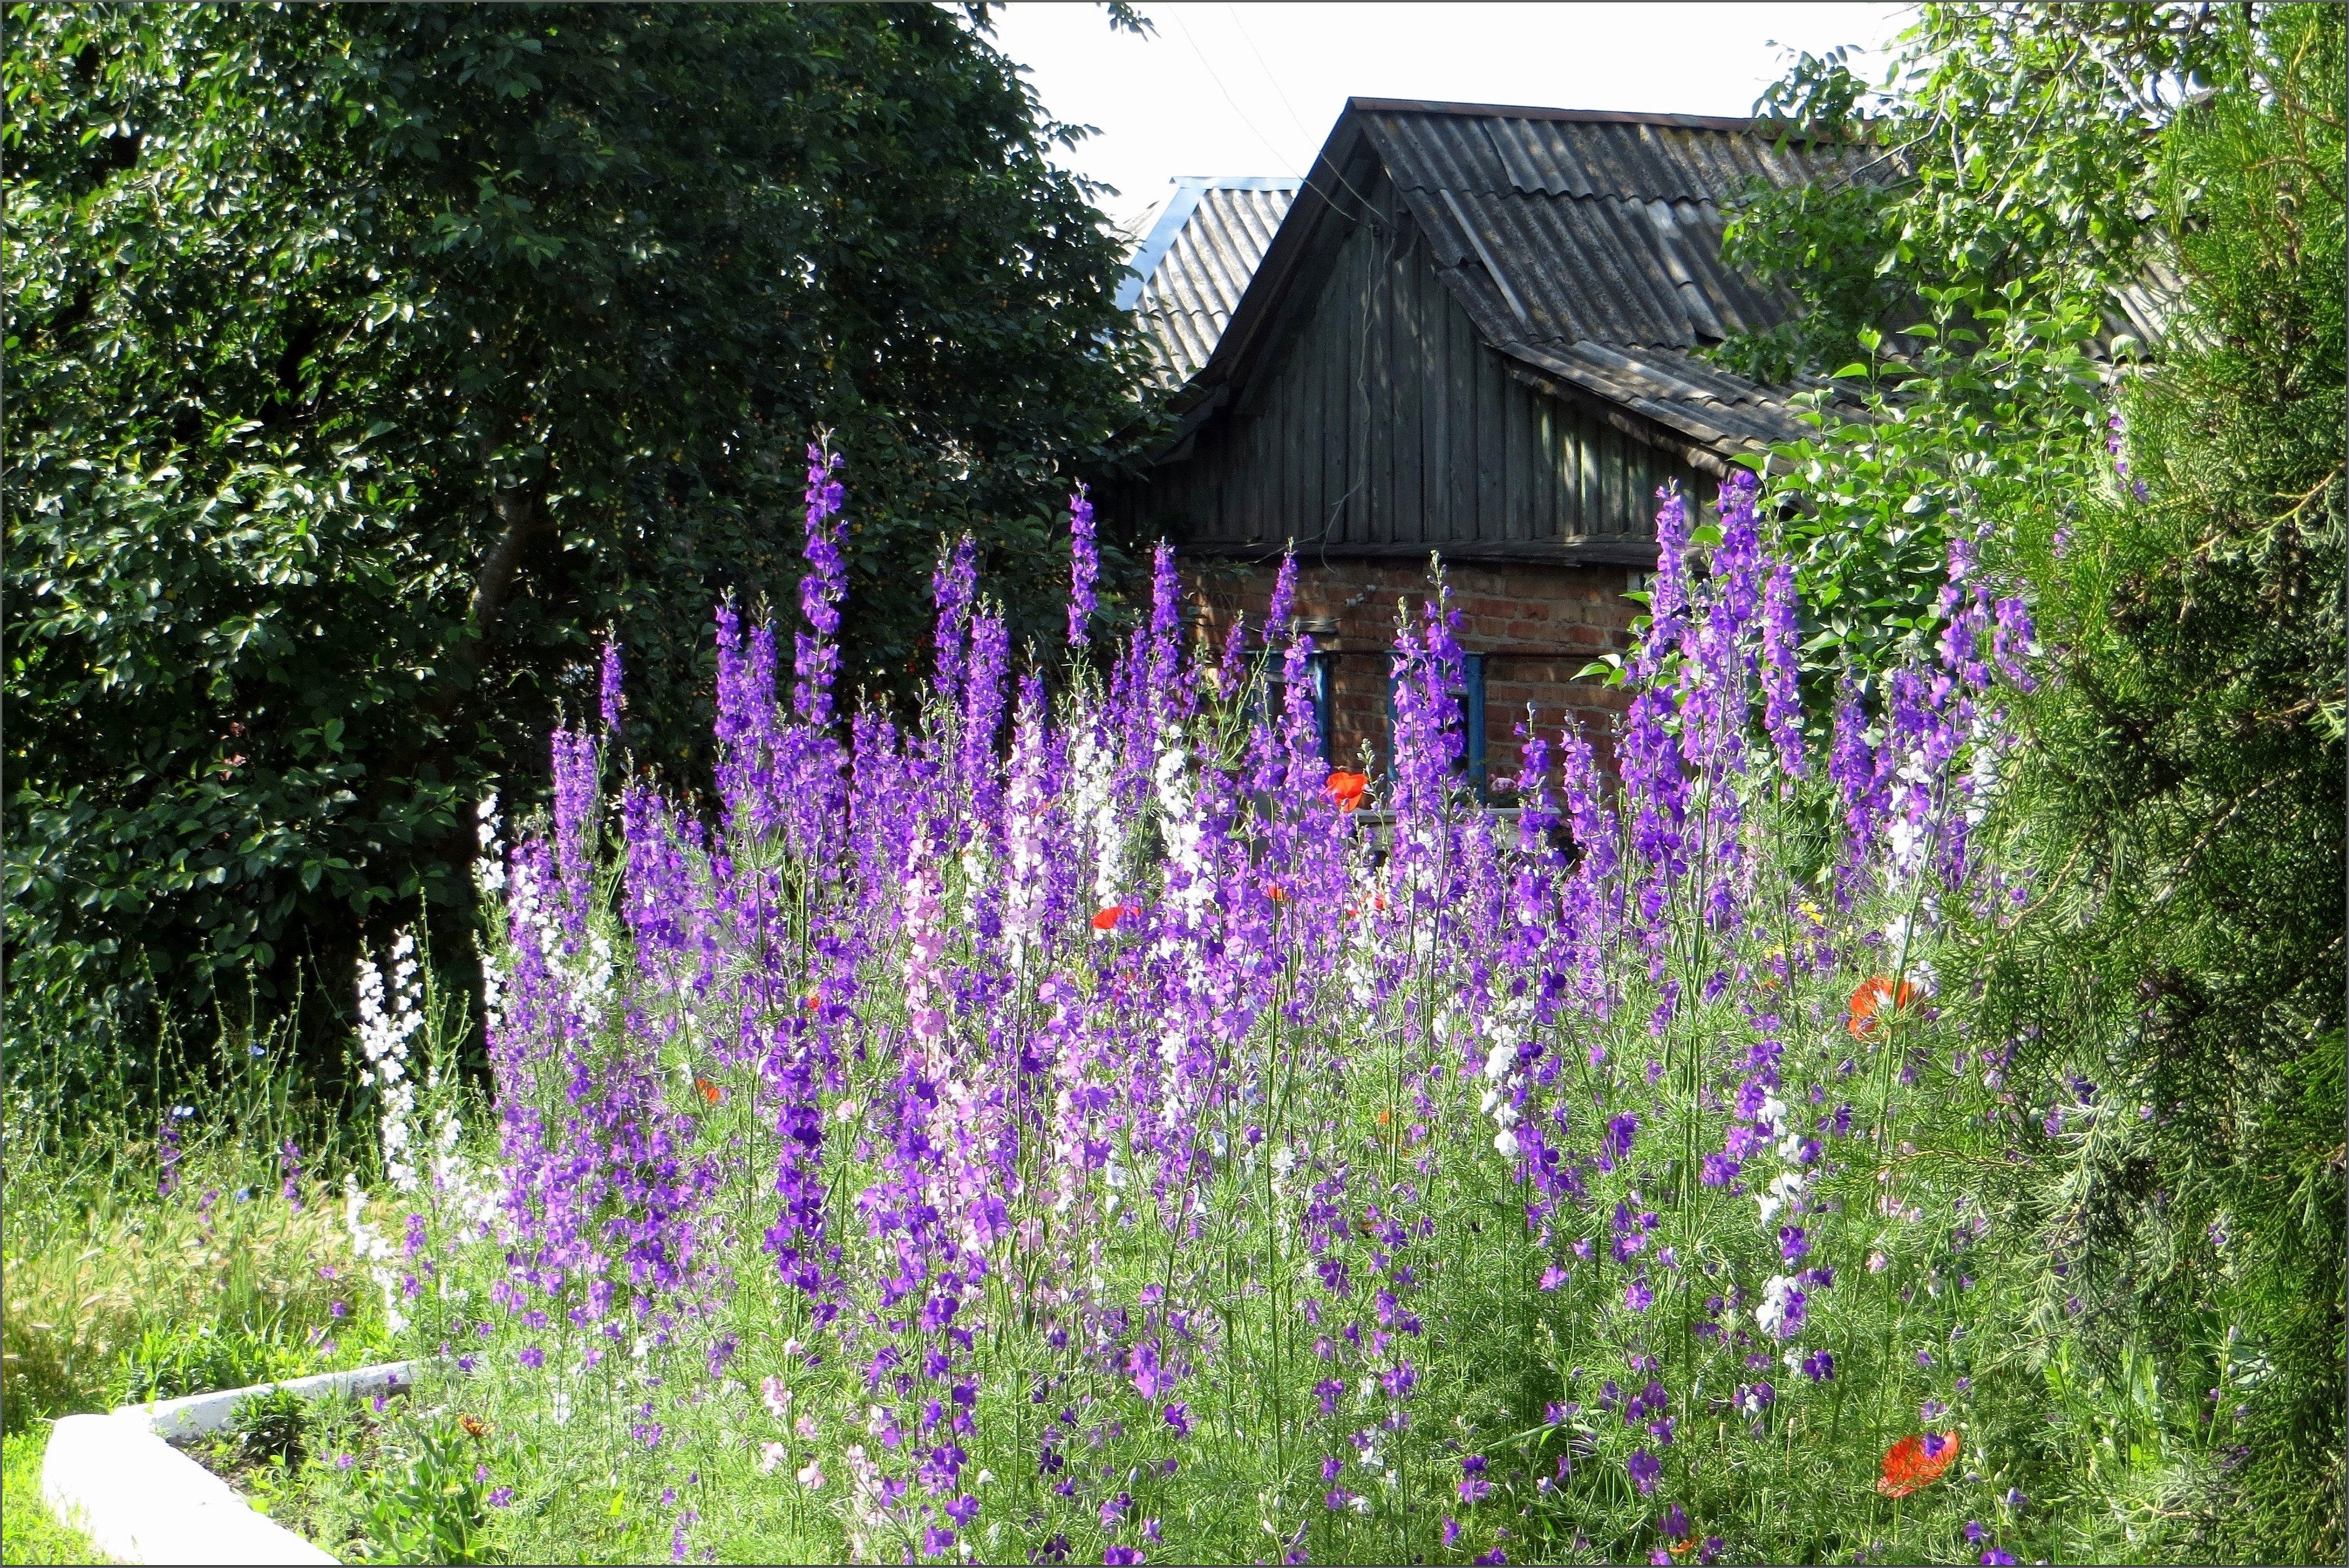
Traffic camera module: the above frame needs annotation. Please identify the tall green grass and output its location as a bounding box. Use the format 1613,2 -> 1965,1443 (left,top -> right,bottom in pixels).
1,984 -> 393,1433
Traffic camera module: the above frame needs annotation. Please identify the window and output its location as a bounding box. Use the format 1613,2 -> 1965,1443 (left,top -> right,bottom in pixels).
1385,652 -> 1487,796
1255,650 -> 1334,764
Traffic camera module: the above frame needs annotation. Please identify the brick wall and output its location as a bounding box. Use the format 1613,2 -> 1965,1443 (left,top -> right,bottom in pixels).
1183,556 -> 1640,787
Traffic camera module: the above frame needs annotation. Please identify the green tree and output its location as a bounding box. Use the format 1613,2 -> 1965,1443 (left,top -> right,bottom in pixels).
1731,6 -> 2344,1557
1973,9 -> 2344,1556
4,3 -> 1157,1023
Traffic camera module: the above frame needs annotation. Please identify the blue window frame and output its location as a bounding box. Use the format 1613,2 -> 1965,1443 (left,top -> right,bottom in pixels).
1256,649 -> 1334,765
1385,652 -> 1487,796
1313,651 -> 1335,765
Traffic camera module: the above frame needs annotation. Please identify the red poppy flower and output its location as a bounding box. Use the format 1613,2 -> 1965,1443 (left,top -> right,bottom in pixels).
694,1073 -> 725,1106
1264,883 -> 1287,904
1091,906 -> 1125,931
1325,770 -> 1369,812
1877,1430 -> 1959,1497
1847,975 -> 1919,1039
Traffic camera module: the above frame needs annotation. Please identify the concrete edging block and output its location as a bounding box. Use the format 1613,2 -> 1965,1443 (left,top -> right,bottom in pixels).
120,1360 -> 423,1443
40,1360 -> 421,1566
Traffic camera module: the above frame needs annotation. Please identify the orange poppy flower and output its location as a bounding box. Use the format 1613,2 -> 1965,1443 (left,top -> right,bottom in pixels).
1265,883 -> 1287,904
1847,975 -> 1919,1039
694,1073 -> 725,1106
1877,1431 -> 1959,1497
1325,770 -> 1369,812
1091,905 -> 1125,931
459,1414 -> 490,1439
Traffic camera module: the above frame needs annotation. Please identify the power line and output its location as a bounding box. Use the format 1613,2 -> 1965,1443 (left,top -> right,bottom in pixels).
1167,5 -> 1300,173
1224,2 -> 1315,145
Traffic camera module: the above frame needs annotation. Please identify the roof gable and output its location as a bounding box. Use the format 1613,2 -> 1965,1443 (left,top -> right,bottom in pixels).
1180,100 -> 1879,468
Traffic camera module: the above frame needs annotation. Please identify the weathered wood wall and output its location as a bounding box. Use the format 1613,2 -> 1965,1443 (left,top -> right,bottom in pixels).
1126,172 -> 1708,559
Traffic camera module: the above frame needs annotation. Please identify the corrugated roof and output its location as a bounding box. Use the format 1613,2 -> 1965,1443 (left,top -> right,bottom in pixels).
1353,105 -> 1878,456
1369,107 -> 1860,203
1160,102 -> 1885,466
1125,177 -> 1301,386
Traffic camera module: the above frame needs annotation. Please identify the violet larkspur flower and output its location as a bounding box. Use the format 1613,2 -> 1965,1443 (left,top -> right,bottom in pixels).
457,441 -> 2031,1567
1603,1112 -> 1639,1168
599,638 -> 624,731
1127,1339 -> 1177,1400
1068,484 -> 1099,648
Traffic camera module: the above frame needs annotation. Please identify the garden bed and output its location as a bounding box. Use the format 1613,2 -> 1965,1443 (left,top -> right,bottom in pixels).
41,1362 -> 424,1566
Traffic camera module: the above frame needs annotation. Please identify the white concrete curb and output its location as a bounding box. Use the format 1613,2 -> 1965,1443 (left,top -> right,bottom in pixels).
40,1360 -> 423,1566
120,1360 -> 423,1443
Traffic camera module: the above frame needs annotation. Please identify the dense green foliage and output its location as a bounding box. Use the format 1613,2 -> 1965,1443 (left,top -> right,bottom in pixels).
3,2 -> 1154,1023
1722,4 -> 2345,1559
1726,5 -> 2238,385
1973,11 -> 2345,1555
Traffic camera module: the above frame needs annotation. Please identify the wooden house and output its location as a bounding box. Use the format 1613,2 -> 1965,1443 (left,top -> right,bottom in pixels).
1114,99 -> 1861,783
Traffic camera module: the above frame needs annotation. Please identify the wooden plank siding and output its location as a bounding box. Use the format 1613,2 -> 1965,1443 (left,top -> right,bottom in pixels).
1127,179 -> 1711,561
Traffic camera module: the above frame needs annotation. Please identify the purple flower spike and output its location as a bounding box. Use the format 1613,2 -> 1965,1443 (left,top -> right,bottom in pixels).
1265,552 -> 1298,644
1068,484 -> 1098,648
794,441 -> 849,726
599,639 -> 624,732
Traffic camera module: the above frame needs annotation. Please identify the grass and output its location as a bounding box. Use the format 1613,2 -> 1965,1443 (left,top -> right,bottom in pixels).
1,1426 -> 107,1566
2,989 -> 390,1433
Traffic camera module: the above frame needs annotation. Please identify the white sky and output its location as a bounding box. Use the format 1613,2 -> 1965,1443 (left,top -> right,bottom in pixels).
986,2 -> 1914,232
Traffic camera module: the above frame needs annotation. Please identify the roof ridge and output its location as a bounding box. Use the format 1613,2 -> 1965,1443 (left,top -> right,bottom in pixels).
1164,174 -> 1306,189
1346,96 -> 1855,141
